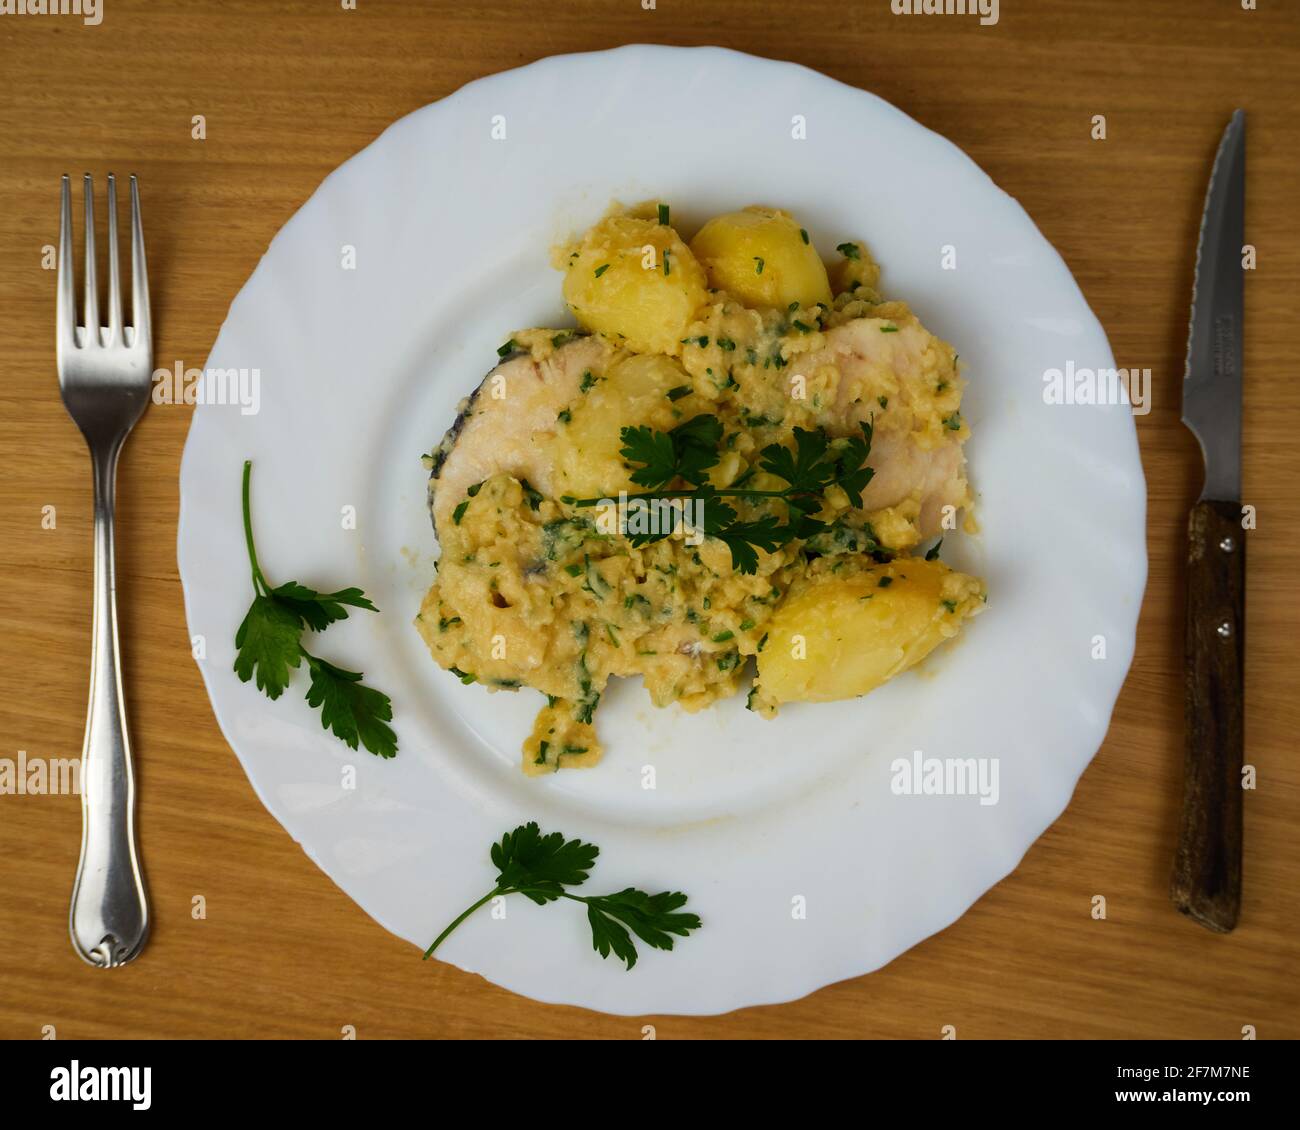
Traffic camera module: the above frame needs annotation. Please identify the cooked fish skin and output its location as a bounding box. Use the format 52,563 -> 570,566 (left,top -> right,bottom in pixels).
427,334 -> 621,533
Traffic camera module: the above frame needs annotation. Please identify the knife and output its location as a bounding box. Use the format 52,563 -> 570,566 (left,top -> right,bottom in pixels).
1172,109 -> 1246,933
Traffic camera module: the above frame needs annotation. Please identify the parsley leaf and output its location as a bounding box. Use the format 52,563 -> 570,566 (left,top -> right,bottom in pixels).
711,514 -> 788,574
424,822 -> 701,971
571,418 -> 877,573
233,595 -> 303,700
270,582 -> 378,632
490,822 -> 599,901
585,890 -> 698,970
234,461 -> 397,757
758,422 -> 875,509
618,426 -> 677,489
620,414 -> 721,489
303,653 -> 397,759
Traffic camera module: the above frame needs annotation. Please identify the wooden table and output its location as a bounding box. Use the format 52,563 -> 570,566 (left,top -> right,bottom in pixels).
1,0 -> 1296,1040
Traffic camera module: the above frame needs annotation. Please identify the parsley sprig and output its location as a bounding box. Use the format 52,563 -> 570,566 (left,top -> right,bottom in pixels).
424,822 -> 701,970
234,460 -> 397,758
564,416 -> 876,574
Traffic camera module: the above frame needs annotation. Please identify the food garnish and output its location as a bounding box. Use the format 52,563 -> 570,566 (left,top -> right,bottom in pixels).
424,822 -> 701,970
234,460 -> 397,758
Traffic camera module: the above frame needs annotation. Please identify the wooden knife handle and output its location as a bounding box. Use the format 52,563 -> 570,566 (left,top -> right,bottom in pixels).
1171,498 -> 1245,932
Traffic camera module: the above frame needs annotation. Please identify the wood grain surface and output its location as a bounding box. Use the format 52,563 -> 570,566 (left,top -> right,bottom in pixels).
1,0 -> 1297,1040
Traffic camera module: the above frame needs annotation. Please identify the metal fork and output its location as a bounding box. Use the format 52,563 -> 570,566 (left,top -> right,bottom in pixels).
58,174 -> 152,967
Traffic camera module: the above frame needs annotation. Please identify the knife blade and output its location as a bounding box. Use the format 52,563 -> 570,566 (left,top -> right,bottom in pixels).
1171,109 -> 1246,933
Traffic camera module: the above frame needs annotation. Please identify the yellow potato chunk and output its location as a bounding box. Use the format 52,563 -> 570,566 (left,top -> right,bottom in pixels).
561,213 -> 708,355
755,559 -> 985,705
547,354 -> 690,498
689,206 -> 832,310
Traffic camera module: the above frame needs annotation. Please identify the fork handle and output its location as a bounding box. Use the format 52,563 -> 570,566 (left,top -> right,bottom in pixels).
1171,498 -> 1245,933
69,437 -> 150,966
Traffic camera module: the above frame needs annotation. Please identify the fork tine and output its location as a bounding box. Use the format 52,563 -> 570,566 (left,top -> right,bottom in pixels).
105,174 -> 124,341
58,175 -> 76,348
82,174 -> 99,341
129,176 -> 150,349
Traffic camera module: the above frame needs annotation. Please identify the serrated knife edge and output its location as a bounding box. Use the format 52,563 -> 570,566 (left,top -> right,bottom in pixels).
1182,109 -> 1245,387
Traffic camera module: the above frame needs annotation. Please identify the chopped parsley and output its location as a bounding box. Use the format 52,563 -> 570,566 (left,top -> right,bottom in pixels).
520,479 -> 544,511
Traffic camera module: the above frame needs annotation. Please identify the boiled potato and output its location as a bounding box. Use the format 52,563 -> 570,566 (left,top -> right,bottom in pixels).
689,206 -> 832,310
754,559 -> 984,705
562,212 -> 708,355
547,354 -> 690,498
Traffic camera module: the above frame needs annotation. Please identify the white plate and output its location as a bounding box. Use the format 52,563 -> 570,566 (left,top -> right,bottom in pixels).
178,45 -> 1146,1015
